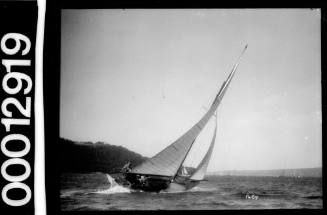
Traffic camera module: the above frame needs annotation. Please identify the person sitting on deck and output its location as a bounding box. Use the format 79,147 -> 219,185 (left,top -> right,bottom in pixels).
139,175 -> 148,186
121,161 -> 132,173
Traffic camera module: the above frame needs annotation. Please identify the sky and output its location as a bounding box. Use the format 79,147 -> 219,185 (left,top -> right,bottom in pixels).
60,9 -> 321,171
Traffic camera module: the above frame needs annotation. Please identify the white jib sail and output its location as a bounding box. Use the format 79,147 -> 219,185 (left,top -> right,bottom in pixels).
190,114 -> 217,181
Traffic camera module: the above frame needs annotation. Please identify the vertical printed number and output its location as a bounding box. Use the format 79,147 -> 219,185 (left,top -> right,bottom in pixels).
1,118 -> 30,132
2,72 -> 33,95
1,97 -> 31,118
1,134 -> 30,158
2,182 -> 31,207
1,32 -> 32,207
1,33 -> 31,56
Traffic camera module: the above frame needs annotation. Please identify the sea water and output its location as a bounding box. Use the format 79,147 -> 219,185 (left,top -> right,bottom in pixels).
60,172 -> 322,210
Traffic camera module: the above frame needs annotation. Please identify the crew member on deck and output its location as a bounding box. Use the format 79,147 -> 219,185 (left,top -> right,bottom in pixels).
122,161 -> 132,173
139,175 -> 148,185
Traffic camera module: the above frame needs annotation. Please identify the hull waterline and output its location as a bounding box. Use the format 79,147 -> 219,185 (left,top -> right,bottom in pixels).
112,173 -> 200,192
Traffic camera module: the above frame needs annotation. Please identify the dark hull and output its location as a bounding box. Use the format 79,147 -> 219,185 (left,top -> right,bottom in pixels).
124,173 -> 171,192
113,173 -> 201,192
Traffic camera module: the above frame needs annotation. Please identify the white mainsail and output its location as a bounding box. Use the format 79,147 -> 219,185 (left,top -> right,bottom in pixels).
130,82 -> 227,177
131,45 -> 247,177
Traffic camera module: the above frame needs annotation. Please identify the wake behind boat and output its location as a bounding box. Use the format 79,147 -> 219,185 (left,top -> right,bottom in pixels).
112,45 -> 248,192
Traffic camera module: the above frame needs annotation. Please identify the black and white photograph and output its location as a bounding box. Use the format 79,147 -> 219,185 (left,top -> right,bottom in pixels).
59,9 -> 322,210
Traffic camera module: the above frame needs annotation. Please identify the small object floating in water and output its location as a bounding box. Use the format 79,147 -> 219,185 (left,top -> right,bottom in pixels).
245,192 -> 259,200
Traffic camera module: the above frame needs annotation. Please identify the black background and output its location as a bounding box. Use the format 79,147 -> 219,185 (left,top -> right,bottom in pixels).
44,1 -> 326,215
0,1 -> 37,215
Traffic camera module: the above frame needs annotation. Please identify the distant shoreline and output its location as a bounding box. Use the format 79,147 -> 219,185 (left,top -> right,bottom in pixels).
207,167 -> 322,178
60,137 -> 322,178
61,172 -> 322,179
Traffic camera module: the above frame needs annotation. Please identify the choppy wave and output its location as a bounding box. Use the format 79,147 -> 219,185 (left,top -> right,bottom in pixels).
302,195 -> 322,199
231,191 -> 289,197
94,186 -> 131,194
188,186 -> 217,193
61,190 -> 84,198
61,173 -> 323,210
160,185 -> 217,194
92,174 -> 131,194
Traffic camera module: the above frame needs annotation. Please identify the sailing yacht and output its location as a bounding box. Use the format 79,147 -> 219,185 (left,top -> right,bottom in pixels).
120,45 -> 248,192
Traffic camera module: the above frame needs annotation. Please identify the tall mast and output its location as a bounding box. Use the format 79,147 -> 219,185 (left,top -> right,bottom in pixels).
173,45 -> 248,179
